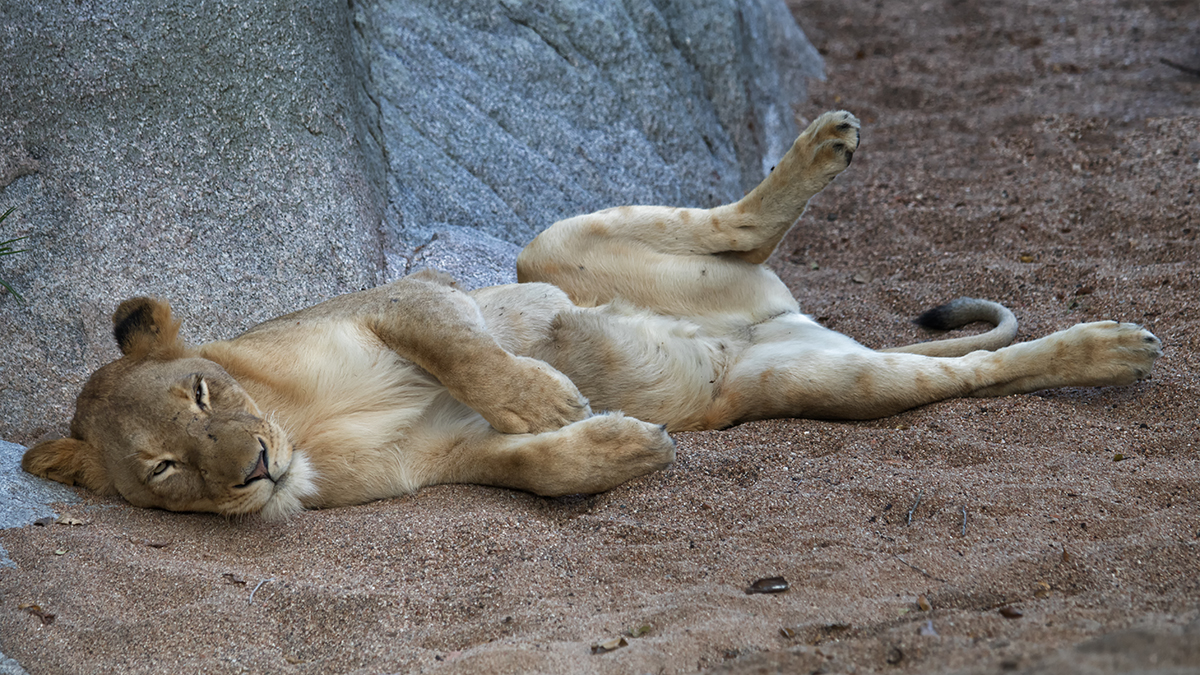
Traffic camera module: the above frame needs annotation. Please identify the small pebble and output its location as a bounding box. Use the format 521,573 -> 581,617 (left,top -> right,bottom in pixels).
746,576 -> 789,594
591,637 -> 628,654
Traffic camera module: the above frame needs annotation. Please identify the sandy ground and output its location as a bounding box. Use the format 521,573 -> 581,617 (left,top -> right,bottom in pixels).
2,0 -> 1198,673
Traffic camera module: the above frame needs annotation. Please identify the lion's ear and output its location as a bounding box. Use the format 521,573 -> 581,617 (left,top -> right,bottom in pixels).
112,297 -> 185,358
22,438 -> 115,494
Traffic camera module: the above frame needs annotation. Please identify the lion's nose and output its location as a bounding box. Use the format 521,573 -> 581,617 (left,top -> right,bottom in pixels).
236,440 -> 272,487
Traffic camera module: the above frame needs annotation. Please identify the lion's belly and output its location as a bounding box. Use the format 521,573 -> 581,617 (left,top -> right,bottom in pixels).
530,304 -> 749,430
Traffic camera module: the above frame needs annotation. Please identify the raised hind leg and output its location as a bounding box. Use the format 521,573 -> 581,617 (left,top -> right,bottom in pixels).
703,315 -> 1162,427
516,111 -> 860,317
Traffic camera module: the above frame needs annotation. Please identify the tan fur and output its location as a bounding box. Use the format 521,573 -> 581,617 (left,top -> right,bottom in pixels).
23,111 -> 1161,517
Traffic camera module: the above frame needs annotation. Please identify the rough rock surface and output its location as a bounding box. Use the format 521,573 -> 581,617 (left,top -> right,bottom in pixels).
353,0 -> 822,275
0,441 -> 77,567
0,0 -> 385,444
0,0 -> 820,444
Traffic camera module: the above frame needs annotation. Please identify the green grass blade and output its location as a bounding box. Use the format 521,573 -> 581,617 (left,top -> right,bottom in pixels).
0,277 -> 24,303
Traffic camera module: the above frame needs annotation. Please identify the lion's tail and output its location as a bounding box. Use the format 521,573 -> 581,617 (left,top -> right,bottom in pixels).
881,297 -> 1018,357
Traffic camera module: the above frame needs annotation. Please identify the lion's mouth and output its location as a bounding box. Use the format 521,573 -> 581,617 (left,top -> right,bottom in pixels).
235,440 -> 273,487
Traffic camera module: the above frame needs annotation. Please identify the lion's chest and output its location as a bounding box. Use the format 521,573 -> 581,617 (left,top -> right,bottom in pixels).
217,321 -> 442,450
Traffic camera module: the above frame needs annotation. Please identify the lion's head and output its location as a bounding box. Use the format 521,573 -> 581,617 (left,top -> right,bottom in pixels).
22,297 -> 316,519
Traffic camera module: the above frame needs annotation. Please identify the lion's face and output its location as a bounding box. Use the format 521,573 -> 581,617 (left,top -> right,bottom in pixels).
83,356 -> 314,518
22,298 -> 316,519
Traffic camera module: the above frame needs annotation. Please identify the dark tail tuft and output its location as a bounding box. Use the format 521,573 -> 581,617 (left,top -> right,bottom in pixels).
915,302 -> 960,331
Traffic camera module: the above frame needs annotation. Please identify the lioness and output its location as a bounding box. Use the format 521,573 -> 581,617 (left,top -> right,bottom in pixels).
23,111 -> 1162,518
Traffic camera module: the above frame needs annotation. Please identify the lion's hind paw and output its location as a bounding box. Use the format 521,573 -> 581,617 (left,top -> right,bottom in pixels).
1062,321 -> 1162,387
805,110 -> 860,171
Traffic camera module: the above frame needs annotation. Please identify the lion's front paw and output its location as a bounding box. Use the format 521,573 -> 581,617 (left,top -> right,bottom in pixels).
548,414 -> 676,495
1059,321 -> 1162,387
479,356 -> 591,434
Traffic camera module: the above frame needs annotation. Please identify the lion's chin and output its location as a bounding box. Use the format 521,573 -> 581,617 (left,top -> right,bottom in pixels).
259,451 -> 318,521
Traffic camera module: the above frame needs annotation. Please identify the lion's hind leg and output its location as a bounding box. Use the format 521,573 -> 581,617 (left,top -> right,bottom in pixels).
728,110 -> 861,264
516,111 -> 860,312
705,314 -> 1162,426
967,321 -> 1161,396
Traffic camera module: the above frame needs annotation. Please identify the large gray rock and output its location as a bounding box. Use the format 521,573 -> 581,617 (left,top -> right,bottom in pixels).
0,652 -> 29,675
0,0 -> 385,443
0,440 -> 79,567
354,0 -> 823,276
0,0 -> 821,445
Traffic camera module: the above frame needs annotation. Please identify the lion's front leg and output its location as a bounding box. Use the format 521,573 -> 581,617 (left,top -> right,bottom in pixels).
431,413 -> 675,497
367,275 -> 590,434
